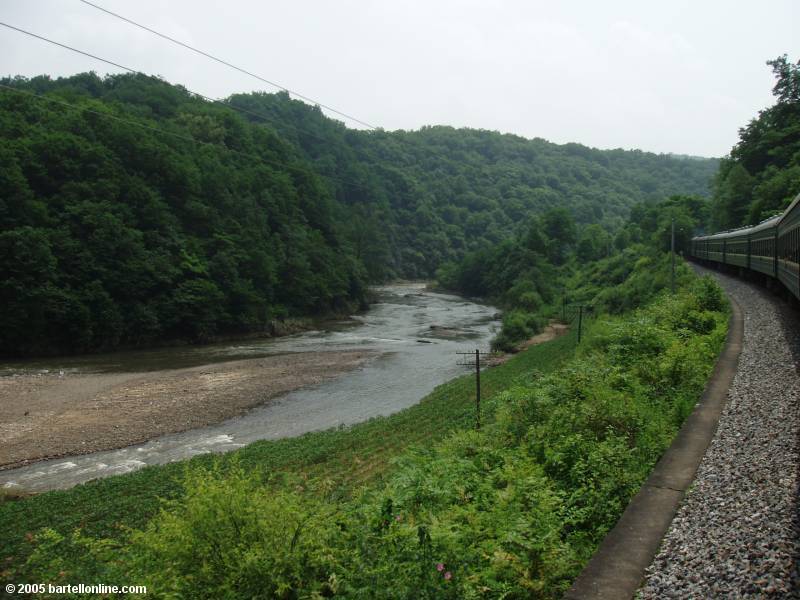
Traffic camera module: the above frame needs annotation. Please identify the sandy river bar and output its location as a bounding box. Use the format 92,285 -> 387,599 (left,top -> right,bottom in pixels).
0,350 -> 375,470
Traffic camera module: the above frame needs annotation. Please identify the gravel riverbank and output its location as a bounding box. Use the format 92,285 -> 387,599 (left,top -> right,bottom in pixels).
639,266 -> 800,598
0,351 -> 375,470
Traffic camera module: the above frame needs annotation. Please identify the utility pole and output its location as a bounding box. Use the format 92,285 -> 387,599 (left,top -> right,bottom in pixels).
671,217 -> 676,294
457,349 -> 483,430
474,349 -> 481,430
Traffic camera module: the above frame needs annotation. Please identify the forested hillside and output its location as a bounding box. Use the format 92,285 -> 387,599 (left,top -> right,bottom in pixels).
0,74 -> 369,356
229,91 -> 717,278
0,72 -> 717,355
437,55 -> 799,351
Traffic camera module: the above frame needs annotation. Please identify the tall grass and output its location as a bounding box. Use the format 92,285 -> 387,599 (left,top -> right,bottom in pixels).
0,330 -> 577,584
3,276 -> 728,598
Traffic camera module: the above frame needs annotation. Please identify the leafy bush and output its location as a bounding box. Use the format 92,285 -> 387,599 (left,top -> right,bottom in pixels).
127,468 -> 344,599
691,275 -> 727,312
17,277 -> 728,598
492,310 -> 547,352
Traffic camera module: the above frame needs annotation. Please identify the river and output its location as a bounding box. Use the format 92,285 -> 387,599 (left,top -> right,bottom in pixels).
0,284 -> 498,492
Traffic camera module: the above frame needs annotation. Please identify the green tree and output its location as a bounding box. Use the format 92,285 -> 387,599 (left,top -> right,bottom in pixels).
767,54 -> 800,104
711,55 -> 800,227
542,207 -> 577,265
576,224 -> 610,262
0,72 -> 719,356
712,162 -> 753,228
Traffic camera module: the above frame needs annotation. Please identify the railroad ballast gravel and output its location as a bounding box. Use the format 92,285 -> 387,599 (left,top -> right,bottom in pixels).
639,268 -> 800,598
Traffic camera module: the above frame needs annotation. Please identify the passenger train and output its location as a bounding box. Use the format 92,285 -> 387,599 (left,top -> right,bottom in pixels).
690,193 -> 800,302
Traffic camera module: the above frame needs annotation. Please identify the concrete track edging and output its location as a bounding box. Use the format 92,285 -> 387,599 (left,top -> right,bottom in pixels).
563,296 -> 744,600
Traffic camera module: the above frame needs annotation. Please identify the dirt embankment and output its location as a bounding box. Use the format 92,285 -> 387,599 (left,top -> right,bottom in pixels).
516,322 -> 569,350
0,350 -> 375,470
485,321 -> 570,367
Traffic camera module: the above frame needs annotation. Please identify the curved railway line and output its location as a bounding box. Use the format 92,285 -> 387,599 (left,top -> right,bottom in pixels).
569,195 -> 800,598
690,192 -> 800,302
640,266 -> 800,597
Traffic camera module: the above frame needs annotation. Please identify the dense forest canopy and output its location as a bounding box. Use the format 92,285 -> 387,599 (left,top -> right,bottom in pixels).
710,55 -> 800,229
229,91 -> 716,278
0,72 -> 717,356
0,73 -> 368,355
436,57 -> 800,354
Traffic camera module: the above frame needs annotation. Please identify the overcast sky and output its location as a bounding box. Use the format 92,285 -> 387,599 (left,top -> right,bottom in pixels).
2,0 -> 798,157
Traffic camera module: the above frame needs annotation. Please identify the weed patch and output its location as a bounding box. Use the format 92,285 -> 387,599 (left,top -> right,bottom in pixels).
3,276 -> 727,597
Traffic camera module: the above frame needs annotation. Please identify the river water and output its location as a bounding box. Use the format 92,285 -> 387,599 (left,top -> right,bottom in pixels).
0,284 -> 498,492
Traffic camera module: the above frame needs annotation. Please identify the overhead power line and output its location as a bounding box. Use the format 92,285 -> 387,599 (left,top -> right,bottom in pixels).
78,0 -> 378,130
0,81 -> 368,191
1,21 -> 135,75
0,20 -> 352,149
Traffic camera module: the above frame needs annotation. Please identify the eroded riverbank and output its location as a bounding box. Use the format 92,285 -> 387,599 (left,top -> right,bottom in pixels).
0,284 -> 498,492
0,351 -> 375,470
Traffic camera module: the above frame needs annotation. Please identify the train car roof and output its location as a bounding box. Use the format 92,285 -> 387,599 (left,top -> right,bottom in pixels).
691,190 -> 799,241
777,192 -> 800,226
749,214 -> 782,234
692,227 -> 749,241
693,231 -> 737,241
692,214 -> 781,242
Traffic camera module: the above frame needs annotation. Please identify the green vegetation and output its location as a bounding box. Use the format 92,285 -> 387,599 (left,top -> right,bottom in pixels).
0,59 -> 752,599
0,84 -> 727,598
231,91 -> 716,278
0,74 -> 369,356
438,192 -> 711,351
0,72 -> 717,356
566,194 -> 711,315
435,206 -> 583,351
710,55 -> 800,228
2,273 -> 728,598
1,328 -> 578,587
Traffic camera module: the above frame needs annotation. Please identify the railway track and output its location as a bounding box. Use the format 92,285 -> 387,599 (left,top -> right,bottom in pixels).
640,265 -> 800,598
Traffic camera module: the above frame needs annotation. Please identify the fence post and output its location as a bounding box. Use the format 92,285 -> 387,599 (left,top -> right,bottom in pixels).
578,305 -> 583,344
475,348 -> 481,430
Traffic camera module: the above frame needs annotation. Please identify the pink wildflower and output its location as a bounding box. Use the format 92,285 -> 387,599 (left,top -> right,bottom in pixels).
436,563 -> 445,572
444,571 -> 452,580
395,514 -> 402,521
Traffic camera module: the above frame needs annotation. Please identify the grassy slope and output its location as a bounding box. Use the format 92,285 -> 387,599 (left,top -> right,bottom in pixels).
0,329 -> 577,575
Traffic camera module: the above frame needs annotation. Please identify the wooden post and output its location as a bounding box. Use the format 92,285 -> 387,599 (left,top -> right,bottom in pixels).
475,348 -> 481,430
578,305 -> 583,344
